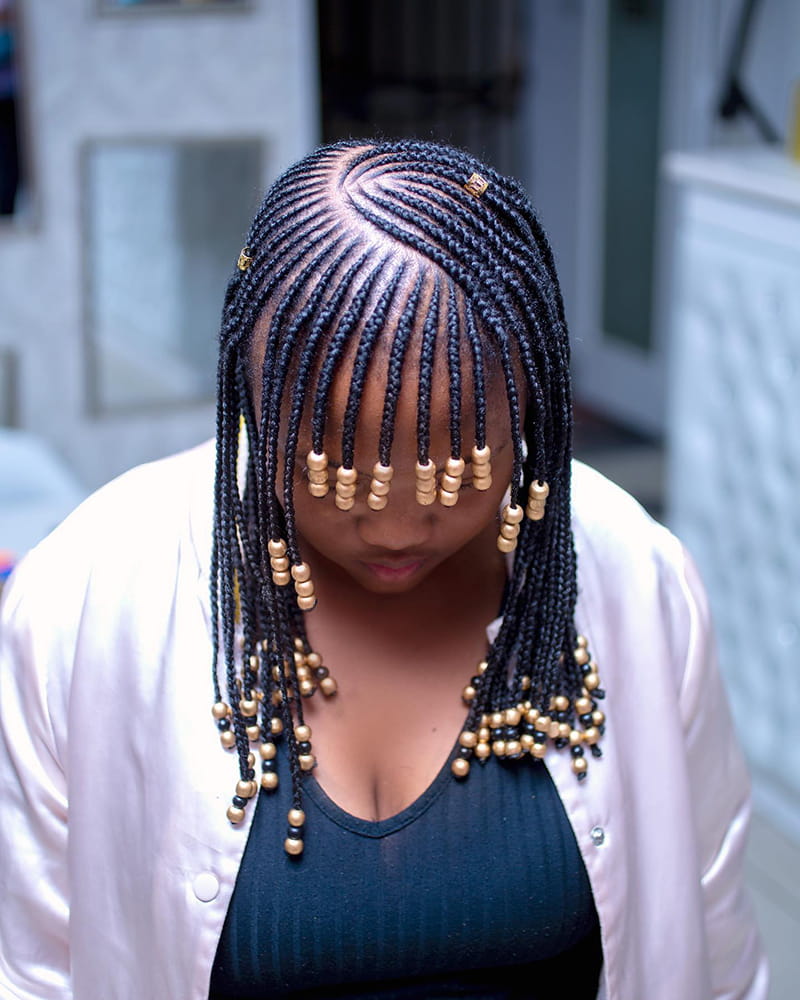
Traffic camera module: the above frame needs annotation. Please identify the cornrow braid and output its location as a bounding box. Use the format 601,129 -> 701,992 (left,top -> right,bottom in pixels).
210,139 -> 605,853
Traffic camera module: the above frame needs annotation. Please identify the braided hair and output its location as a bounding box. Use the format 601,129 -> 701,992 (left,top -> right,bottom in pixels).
210,140 -> 605,855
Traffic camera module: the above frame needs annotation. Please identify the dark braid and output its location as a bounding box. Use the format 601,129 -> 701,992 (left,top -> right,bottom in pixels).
210,139 -> 604,853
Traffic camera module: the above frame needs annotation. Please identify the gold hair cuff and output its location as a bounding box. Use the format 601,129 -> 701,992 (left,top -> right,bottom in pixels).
464,173 -> 489,198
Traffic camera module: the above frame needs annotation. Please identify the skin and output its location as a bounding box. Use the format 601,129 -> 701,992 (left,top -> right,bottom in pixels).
254,304 -> 521,821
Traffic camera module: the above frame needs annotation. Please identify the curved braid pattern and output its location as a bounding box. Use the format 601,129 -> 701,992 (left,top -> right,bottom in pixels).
210,139 -> 604,853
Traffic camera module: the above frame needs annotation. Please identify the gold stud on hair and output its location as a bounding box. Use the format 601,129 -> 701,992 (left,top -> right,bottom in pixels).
415,459 -> 437,505
464,172 -> 489,198
526,480 -> 549,521
237,246 -> 253,271
439,456 -> 465,507
497,502 -> 523,553
291,562 -> 316,611
368,462 -> 393,511
335,466 -> 357,510
268,538 -> 290,586
471,444 -> 492,491
306,450 -> 329,498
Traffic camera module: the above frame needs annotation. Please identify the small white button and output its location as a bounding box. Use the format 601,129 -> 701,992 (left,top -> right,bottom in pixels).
590,825 -> 605,847
192,872 -> 220,902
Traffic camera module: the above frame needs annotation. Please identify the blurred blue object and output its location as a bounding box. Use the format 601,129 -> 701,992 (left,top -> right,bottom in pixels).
0,428 -> 85,566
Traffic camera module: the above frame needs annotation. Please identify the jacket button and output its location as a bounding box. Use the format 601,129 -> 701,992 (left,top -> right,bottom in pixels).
192,872 -> 220,902
590,825 -> 605,846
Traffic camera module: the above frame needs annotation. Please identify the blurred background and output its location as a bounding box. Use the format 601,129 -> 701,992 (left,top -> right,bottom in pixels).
0,0 -> 799,992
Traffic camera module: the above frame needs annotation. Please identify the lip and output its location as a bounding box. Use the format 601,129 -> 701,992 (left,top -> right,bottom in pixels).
361,558 -> 425,582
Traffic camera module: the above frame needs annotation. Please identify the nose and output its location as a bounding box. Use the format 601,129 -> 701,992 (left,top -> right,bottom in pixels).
355,500 -> 434,551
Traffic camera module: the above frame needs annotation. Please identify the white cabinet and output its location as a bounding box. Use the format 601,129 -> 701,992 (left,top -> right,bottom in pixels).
665,148 -> 800,840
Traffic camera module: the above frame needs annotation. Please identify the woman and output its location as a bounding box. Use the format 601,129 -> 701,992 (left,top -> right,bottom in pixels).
0,140 -> 767,999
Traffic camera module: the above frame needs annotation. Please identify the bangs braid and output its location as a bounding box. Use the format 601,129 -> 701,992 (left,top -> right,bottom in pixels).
415,276 -> 442,464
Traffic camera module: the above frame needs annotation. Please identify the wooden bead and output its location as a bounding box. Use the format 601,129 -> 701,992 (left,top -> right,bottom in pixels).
416,490 -> 437,506
576,696 -> 593,715
475,742 -> 491,760
491,740 -> 506,757
337,467 -> 357,485
259,741 -> 276,760
572,756 -> 588,775
497,536 -> 517,554
335,494 -> 354,511
478,727 -> 490,741
261,772 -> 279,791
525,708 -> 540,724
473,475 -> 493,491
246,724 -> 261,741
499,522 -> 519,540
306,651 -> 321,669
247,752 -> 256,767
441,473 -> 461,492
319,676 -> 338,696
372,462 -> 393,482
439,489 -> 458,507
504,707 -> 521,726
220,730 -> 236,749
451,758 -> 470,778
529,480 -> 550,500
239,698 -> 258,716
461,684 -> 476,702
335,482 -> 357,498
284,837 -> 304,856
584,671 -> 600,691
520,734 -> 534,751
592,710 -> 606,727
288,808 -> 306,827
267,539 -> 286,557
445,456 -> 465,477
291,563 -> 311,583
299,679 -> 314,697
558,723 -> 571,739
270,717 -> 283,735
272,571 -> 291,587
236,779 -> 257,798
531,742 -> 547,759
294,580 -> 315,598
306,450 -> 328,472
307,468 -> 328,484
295,724 -> 311,742
502,503 -> 524,524
490,712 -> 505,728
212,701 -> 230,720
369,479 -> 391,496
458,730 -> 478,748
367,493 -> 388,511
576,634 -> 589,648
526,504 -> 545,522
299,754 -> 315,771
415,459 -> 436,478
552,695 -> 570,712
506,740 -> 521,757
548,720 -> 560,739
308,482 -> 329,498
583,727 -> 600,745
297,595 -> 317,611
227,805 -> 245,824
574,647 -> 590,666
537,715 -> 551,730
569,729 -> 583,746
471,444 -> 491,464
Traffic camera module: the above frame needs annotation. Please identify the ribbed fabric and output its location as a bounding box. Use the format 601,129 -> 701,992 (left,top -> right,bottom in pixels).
209,743 -> 601,999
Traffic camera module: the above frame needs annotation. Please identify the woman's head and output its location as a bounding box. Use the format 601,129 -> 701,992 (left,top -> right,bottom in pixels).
211,140 -> 601,848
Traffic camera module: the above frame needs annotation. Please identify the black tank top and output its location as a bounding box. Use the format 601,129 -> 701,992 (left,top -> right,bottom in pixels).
209,742 -> 602,998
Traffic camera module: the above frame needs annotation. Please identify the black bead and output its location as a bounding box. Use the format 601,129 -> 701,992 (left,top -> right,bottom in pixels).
599,724 -> 606,735
217,719 -> 231,731
594,688 -> 606,700
232,795 -> 247,808
246,768 -> 256,780
297,741 -> 312,754
554,737 -> 568,749
570,745 -> 585,757
577,770 -> 588,782
533,731 -> 547,743
261,759 -> 276,772
579,713 -> 593,726
458,746 -> 473,759
314,665 -> 329,679
522,722 -> 538,737
491,728 -> 505,741
470,675 -> 483,688
287,825 -> 303,839
591,745 -> 603,758
504,726 -> 519,741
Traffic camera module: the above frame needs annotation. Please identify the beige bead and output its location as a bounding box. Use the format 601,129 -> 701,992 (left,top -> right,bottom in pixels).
478,660 -> 488,675
576,634 -> 589,648
306,450 -> 328,472
592,710 -> 606,727
236,779 -> 257,799
439,489 -> 458,507
272,571 -> 291,587
297,595 -> 317,611
504,707 -> 521,726
473,474 -> 493,491
526,504 -> 545,522
367,493 -> 388,511
299,679 -> 314,697
261,772 -> 279,791
270,717 -> 284,735
294,580 -> 315,598
227,805 -> 245,824
478,727 -> 490,742
491,740 -> 506,757
299,754 -> 315,771
372,462 -> 394,482
548,720 -> 561,739
458,730 -> 478,749
502,503 -> 524,525
247,752 -> 256,767
334,495 -> 355,511
461,684 -> 476,703
415,459 -> 436,478
575,696 -> 593,715
369,479 -> 391,496
416,490 -> 437,506
475,742 -> 491,760
441,473 -> 461,492
212,701 -> 230,720
320,676 -> 338,696
505,740 -> 522,757
490,712 -> 505,728
295,724 -> 311,742
308,482 -> 329,498
239,698 -> 258,716
337,466 -> 357,485
259,741 -> 276,760
525,709 -> 540,724
499,521 -> 520,540
529,480 -> 550,501
531,742 -> 547,759
446,457 -> 465,477
267,539 -> 286,557
584,671 -> 600,691
537,715 -> 551,731
583,727 -> 600,745
558,723 -> 571,739
246,724 -> 261,742
497,536 -> 517,554
572,756 -> 588,775
471,445 -> 491,465
291,563 -> 311,583
569,729 -> 583,746
306,651 -> 321,669
284,837 -> 304,856
552,695 -> 570,712
288,808 -> 306,827
294,637 -> 305,651
335,482 -> 357,498
451,758 -> 470,778
574,647 -> 590,666
220,730 -> 236,749
307,468 -> 329,484
271,690 -> 283,707
520,734 -> 534,751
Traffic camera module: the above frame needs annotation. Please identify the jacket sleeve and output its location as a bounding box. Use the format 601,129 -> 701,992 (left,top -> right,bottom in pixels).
0,560 -> 72,999
674,547 -> 769,1000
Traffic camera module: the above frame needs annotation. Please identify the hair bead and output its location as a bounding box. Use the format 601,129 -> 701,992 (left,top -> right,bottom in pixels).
415,458 -> 437,505
305,450 -> 330,498
471,444 -> 493,490
335,466 -> 357,510
497,502 -> 523,553
526,480 -> 550,521
291,562 -> 316,610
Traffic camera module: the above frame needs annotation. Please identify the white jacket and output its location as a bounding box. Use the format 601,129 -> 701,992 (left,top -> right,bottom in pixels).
0,441 -> 768,1000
